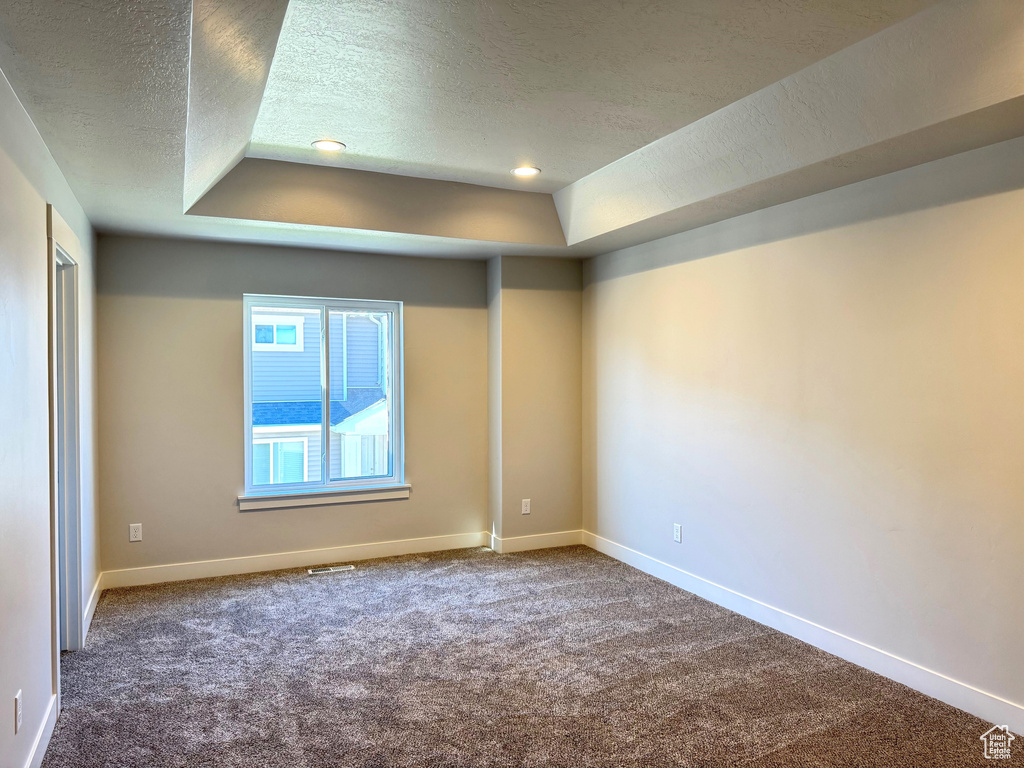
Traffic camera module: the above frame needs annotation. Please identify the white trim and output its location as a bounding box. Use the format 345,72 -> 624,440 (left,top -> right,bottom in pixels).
91,526 -> 588,597
583,531 -> 1024,736
99,530 -> 487,589
47,204 -> 87,718
490,529 -> 583,554
52,250 -> 83,652
242,294 -> 405,497
24,694 -> 57,768
252,423 -> 320,434
83,573 -> 102,644
238,483 -> 411,511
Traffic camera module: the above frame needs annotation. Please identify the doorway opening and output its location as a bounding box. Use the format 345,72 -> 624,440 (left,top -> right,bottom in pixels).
54,246 -> 82,652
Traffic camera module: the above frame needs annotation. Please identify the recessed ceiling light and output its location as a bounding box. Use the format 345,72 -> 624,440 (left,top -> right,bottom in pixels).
511,166 -> 541,177
312,139 -> 346,152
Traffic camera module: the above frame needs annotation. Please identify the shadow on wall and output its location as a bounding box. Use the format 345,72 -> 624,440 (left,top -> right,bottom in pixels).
96,236 -> 488,308
585,135 -> 1024,284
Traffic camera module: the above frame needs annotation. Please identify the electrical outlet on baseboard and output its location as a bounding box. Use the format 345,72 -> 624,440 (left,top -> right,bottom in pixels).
129,523 -> 142,542
521,499 -> 531,515
673,523 -> 682,544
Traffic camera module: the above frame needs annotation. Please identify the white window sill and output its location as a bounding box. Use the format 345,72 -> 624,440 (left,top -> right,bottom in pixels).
238,484 -> 411,512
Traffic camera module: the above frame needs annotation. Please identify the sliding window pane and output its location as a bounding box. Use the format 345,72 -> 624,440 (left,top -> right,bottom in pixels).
249,305 -> 323,486
328,310 -> 391,480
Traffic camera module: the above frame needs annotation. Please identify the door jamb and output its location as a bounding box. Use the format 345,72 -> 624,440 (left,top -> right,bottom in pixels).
47,204 -> 84,716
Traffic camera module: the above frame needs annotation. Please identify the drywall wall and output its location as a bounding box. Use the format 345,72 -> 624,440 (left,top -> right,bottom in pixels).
96,236 -> 488,571
488,256 -> 582,548
0,68 -> 96,768
583,136 -> 1024,728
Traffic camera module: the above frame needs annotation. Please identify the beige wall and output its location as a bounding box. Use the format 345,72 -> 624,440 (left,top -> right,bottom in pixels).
97,236 -> 488,571
584,136 -> 1024,722
488,256 -> 582,542
0,69 -> 96,767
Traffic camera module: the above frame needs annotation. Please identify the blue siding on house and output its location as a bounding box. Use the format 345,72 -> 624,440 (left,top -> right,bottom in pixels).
328,313 -> 382,396
347,315 -> 381,387
252,311 -> 383,404
251,313 -> 322,402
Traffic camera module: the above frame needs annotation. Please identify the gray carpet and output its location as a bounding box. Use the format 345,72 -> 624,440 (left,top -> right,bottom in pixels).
43,546 -> 1006,767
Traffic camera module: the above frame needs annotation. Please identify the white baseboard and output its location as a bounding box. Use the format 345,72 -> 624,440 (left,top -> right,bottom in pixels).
490,529 -> 583,554
25,694 -> 56,768
100,531 -> 490,590
82,573 -> 102,643
96,528 -> 589,592
583,531 -> 1024,735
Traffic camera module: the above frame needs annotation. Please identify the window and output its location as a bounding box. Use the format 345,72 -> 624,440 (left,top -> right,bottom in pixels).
243,294 -> 404,499
252,313 -> 305,352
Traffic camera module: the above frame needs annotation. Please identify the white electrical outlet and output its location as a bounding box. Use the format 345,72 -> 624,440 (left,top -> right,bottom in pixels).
14,689 -> 22,735
673,523 -> 682,543
129,523 -> 142,542
521,499 -> 531,515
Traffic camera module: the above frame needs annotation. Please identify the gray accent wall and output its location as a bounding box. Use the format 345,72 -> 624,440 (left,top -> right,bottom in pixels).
488,256 -> 582,543
96,237 -> 488,571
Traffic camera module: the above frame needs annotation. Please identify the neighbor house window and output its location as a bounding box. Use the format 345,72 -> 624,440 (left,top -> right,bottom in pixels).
243,294 -> 403,496
252,313 -> 305,352
252,438 -> 309,484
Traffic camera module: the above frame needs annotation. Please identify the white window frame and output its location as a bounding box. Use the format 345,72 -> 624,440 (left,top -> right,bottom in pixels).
251,312 -> 306,352
240,294 -> 407,510
252,436 -> 310,484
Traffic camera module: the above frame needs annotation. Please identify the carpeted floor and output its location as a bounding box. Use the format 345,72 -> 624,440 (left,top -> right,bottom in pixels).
43,546 -> 1006,767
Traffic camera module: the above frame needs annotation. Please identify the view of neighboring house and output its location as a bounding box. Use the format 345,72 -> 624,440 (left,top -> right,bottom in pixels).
250,307 -> 389,485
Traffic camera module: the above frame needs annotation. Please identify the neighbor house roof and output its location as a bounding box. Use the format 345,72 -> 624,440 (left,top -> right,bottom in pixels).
252,387 -> 384,427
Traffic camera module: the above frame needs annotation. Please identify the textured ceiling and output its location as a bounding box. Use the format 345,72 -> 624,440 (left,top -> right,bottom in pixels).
0,0 -> 506,256
248,0 -> 935,193
0,0 -> 191,229
184,0 -> 289,209
195,0 -> 1024,256
0,0 -> 967,259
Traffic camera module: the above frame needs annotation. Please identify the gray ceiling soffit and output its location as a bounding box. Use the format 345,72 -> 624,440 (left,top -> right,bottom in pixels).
187,158 -> 568,246
569,96 -> 1024,259
555,0 -> 1024,251
183,0 -> 289,211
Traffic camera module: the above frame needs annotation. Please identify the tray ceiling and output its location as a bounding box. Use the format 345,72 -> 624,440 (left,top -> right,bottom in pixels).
10,0 -> 1020,259
248,0 -> 932,193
